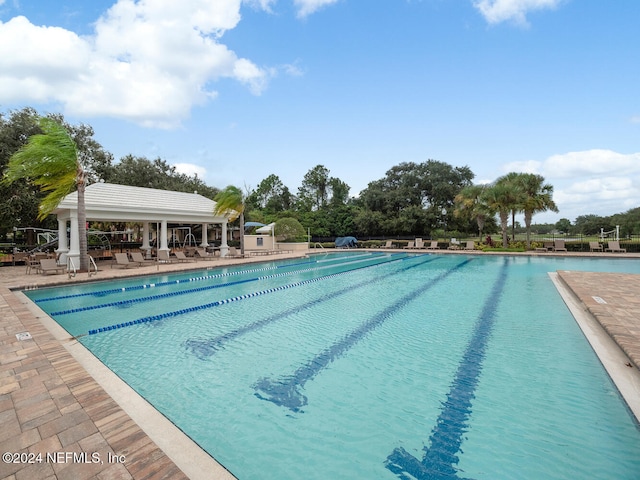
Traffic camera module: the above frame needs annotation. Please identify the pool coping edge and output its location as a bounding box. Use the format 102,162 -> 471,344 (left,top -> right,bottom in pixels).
548,272 -> 640,423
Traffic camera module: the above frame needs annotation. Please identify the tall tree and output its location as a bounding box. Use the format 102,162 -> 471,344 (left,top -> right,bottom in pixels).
358,160 -> 474,235
495,172 -> 526,242
213,185 -> 247,255
519,173 -> 558,248
298,165 -> 330,211
2,117 -> 90,270
454,184 -> 493,238
483,181 -> 522,248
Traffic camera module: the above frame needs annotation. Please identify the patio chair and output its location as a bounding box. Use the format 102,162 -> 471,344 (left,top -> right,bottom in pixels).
589,242 -> 603,252
553,240 -> 568,252
413,238 -> 425,249
40,258 -> 66,275
157,250 -> 176,263
381,240 -> 394,249
227,247 -> 245,258
464,241 -> 475,250
195,248 -> 216,260
605,241 -> 627,253
426,241 -> 439,250
404,241 -> 415,249
130,251 -> 154,265
112,252 -> 137,268
174,251 -> 196,263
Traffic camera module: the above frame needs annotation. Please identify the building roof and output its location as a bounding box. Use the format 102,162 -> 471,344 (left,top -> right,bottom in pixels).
54,182 -> 228,224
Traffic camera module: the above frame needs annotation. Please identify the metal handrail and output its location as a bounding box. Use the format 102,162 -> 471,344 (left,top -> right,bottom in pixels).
67,257 -> 77,278
313,242 -> 325,250
89,255 -> 98,277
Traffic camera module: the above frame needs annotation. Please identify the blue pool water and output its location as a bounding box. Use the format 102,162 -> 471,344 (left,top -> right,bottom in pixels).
26,252 -> 640,479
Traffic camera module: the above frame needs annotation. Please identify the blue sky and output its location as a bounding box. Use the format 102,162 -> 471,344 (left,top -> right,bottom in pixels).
0,0 -> 638,224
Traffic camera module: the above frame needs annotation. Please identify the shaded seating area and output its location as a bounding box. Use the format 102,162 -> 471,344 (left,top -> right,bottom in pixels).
606,241 -> 627,253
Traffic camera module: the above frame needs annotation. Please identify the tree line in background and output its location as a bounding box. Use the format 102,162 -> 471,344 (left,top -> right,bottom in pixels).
1,107 -> 639,249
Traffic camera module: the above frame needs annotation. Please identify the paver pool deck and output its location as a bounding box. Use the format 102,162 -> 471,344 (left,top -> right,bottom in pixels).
1,249 -> 639,479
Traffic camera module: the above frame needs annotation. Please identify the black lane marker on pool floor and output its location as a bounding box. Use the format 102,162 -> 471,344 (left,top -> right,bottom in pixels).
384,257 -> 509,480
51,254 -> 397,316
85,255 -> 411,336
253,258 -> 473,413
185,255 -> 437,359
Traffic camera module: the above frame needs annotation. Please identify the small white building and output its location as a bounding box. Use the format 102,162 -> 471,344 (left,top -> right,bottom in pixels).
53,183 -> 232,264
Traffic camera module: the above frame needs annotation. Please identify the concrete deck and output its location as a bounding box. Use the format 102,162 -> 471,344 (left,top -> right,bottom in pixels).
1,249 -> 639,479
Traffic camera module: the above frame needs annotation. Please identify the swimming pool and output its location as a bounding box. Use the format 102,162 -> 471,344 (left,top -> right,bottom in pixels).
25,252 -> 640,479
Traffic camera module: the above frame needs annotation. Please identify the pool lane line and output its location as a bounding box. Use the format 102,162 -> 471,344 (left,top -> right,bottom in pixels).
49,254 -> 402,316
85,255 -> 413,336
384,257 -> 509,480
184,255 -> 439,359
253,258 -> 474,413
34,253 -> 384,303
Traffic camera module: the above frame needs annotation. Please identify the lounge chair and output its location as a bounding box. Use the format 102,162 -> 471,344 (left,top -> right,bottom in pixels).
413,238 -> 425,249
157,250 -> 176,263
589,242 -> 603,252
40,258 -> 66,275
553,240 -> 568,252
174,251 -> 196,262
605,241 -> 627,253
195,248 -> 216,260
464,241 -> 475,250
112,252 -> 137,268
381,240 -> 394,249
426,241 -> 439,250
404,241 -> 415,249
227,247 -> 245,258
130,251 -> 154,265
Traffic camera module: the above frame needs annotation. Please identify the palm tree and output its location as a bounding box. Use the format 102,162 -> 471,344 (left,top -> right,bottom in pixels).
520,173 -> 558,248
483,181 -> 523,248
2,117 -> 89,271
454,184 -> 494,238
213,185 -> 246,255
496,172 -> 526,242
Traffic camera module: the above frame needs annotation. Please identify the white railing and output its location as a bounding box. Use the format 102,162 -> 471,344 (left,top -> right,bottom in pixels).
89,255 -> 98,277
313,242 -> 325,250
67,257 -> 77,278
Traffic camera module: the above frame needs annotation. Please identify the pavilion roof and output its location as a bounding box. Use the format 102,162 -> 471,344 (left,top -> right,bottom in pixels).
54,182 -> 228,224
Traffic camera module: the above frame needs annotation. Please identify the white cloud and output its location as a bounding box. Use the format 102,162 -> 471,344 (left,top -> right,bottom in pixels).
173,162 -> 207,178
502,150 -> 640,222
0,0 -> 270,128
473,0 -> 562,26
630,115 -> 640,124
540,149 -> 640,179
501,160 -> 542,174
294,0 -> 340,18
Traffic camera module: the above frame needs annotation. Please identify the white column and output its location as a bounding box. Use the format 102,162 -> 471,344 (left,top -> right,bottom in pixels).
220,221 -> 229,257
141,221 -> 151,258
56,217 -> 69,264
200,223 -> 209,247
67,213 -> 80,268
159,220 -> 169,252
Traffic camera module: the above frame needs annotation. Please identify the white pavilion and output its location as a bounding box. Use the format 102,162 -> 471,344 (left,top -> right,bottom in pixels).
53,182 -> 231,264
